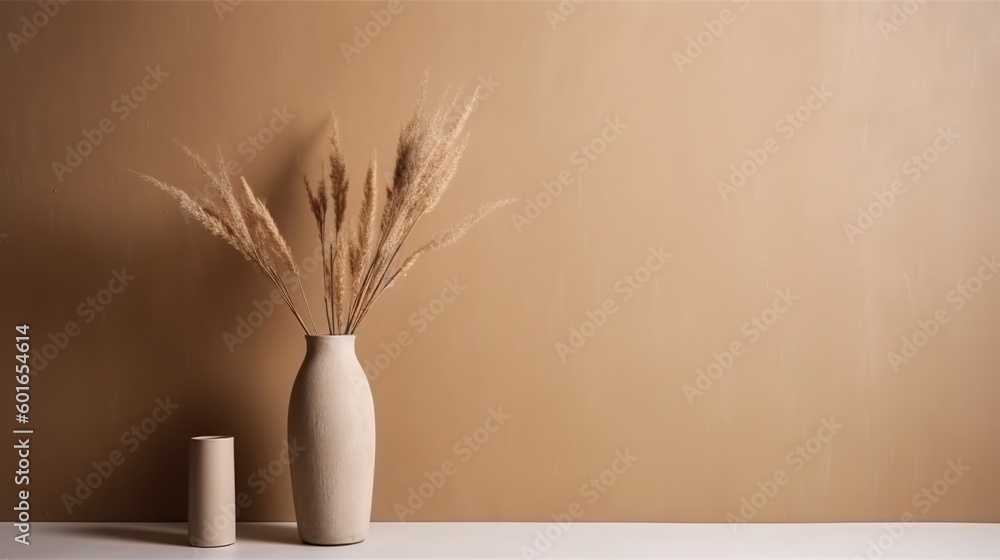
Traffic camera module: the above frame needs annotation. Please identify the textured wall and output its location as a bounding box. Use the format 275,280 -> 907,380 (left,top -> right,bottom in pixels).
1,0 -> 999,525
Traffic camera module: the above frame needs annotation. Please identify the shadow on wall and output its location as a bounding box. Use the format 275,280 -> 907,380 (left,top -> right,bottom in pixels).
11,119 -> 330,521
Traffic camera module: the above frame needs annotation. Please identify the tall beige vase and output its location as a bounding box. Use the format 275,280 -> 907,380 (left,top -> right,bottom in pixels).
288,335 -> 376,545
188,436 -> 235,547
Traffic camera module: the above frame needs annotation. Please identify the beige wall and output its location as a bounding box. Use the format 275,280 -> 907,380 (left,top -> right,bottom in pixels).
2,0 -> 999,523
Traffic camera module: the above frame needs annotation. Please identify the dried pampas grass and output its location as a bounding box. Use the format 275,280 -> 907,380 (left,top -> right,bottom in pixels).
131,153 -> 317,334
329,76 -> 509,334
137,75 -> 510,335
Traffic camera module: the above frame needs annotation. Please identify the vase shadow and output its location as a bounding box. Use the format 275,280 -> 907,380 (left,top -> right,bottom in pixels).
69,524 -> 187,546
237,523 -> 302,545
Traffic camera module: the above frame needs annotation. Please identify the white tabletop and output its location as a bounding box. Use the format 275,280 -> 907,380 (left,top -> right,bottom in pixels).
3,522 -> 1000,559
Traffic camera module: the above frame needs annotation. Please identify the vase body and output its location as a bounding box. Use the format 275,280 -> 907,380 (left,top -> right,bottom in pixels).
288,335 -> 375,545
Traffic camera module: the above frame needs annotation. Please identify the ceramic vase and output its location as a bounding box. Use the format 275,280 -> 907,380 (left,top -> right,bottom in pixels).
188,435 -> 235,547
288,335 -> 376,545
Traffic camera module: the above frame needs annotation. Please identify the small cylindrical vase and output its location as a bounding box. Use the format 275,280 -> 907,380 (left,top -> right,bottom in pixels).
188,436 -> 235,547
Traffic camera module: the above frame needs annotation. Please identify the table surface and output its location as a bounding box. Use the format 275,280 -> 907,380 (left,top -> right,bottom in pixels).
3,522 -> 1000,559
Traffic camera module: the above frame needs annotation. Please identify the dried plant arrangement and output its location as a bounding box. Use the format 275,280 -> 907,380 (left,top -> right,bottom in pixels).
133,77 -> 512,335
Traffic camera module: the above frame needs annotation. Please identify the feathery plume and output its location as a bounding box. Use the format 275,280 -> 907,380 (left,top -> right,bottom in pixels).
327,110 -> 349,234
140,75 -> 507,337
134,154 -> 311,334
351,153 -> 378,285
382,199 -> 514,292
240,177 -> 298,275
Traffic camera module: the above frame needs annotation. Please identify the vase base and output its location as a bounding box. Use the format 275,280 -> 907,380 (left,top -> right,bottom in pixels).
188,541 -> 235,548
300,537 -> 366,546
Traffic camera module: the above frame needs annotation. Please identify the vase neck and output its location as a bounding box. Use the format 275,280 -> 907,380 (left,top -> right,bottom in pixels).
305,335 -> 356,354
